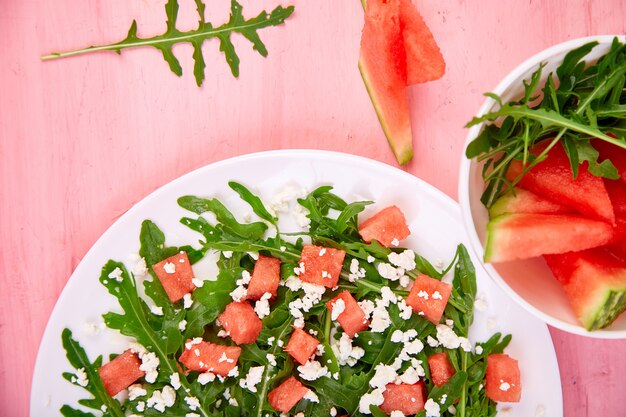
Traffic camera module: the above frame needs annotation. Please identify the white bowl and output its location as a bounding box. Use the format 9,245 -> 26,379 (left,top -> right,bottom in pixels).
459,35 -> 626,338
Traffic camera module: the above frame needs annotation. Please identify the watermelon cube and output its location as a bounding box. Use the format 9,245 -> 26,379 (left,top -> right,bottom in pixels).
544,247 -> 626,330
489,187 -> 571,219
297,245 -> 346,288
151,251 -> 196,302
358,206 -> 411,247
427,352 -> 455,387
485,354 -> 521,403
285,327 -> 320,365
97,350 -> 145,397
247,255 -> 281,300
218,301 -> 263,345
485,213 -> 614,263
507,142 -> 615,223
380,382 -> 425,415
178,340 -> 241,376
405,274 -> 451,324
268,376 -> 310,412
326,290 -> 369,337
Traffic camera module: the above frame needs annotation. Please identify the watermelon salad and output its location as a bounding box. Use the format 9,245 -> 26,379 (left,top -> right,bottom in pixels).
465,38 -> 626,330
59,182 -> 521,417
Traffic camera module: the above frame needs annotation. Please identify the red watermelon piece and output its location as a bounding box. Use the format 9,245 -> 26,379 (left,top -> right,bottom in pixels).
485,354 -> 521,403
151,251 -> 196,302
489,187 -> 572,218
380,382 -> 426,415
405,274 -> 451,324
247,255 -> 281,300
298,245 -> 346,288
428,352 -> 455,387
285,327 -> 320,365
359,205 -> 411,247
484,213 -> 614,263
268,376 -> 310,413
544,247 -> 626,330
178,340 -> 241,376
218,301 -> 263,345
359,0 -> 413,165
399,0 -> 445,85
507,142 -> 615,223
327,290 -> 369,337
593,138 -> 626,183
97,350 -> 145,397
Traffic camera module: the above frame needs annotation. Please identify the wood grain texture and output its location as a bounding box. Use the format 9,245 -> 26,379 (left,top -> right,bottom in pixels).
1,0 -> 625,416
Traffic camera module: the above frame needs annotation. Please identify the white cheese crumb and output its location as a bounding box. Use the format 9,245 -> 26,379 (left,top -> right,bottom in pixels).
108,267 -> 124,282
254,292 -> 272,319
248,252 -> 259,260
399,367 -> 421,385
390,238 -> 400,247
499,381 -> 511,391
369,364 -> 397,389
230,285 -> 247,302
297,360 -> 329,381
388,249 -> 416,271
130,256 -> 148,276
197,372 -> 216,385
399,275 -> 411,288
170,373 -> 181,390
185,396 -> 200,410
178,320 -> 187,331
369,299 -> 391,333
277,339 -> 284,347
192,278 -> 204,288
427,336 -> 439,347
128,384 -> 147,400
397,299 -> 412,320
186,413 -> 201,417
150,305 -> 164,316
436,324 -> 472,352
377,263 -> 403,281
222,251 -> 233,259
303,390 -> 320,403
147,385 -> 176,412
367,256 -> 375,263
267,353 -> 277,366
474,293 -> 488,312
330,406 -> 337,416
217,330 -> 230,338
332,333 -> 365,366
358,299 -> 376,320
432,291 -> 443,300
358,388 -> 385,414
390,411 -> 406,417
331,298 -> 346,320
424,398 -> 441,417
71,368 -> 89,387
219,352 -> 235,363
475,345 -> 483,355
267,336 -> 275,346
348,258 -> 367,282
183,293 -> 193,309
239,365 -> 265,393
294,204 -> 311,228
138,351 -> 160,384
163,262 -> 176,274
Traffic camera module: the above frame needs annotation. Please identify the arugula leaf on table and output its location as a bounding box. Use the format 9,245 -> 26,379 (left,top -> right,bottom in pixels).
41,0 -> 295,86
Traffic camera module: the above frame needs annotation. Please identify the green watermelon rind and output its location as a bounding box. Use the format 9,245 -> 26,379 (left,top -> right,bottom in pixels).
358,60 -> 414,165
579,280 -> 626,331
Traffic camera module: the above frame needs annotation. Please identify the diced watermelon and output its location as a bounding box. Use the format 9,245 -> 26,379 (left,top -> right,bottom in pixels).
218,301 -> 263,345
484,213 -> 613,263
178,340 -> 241,376
268,376 -> 310,413
544,247 -> 626,330
151,251 -> 196,302
507,142 -> 615,223
327,290 -> 369,337
285,327 -> 320,365
359,205 -> 411,247
428,352 -> 455,387
489,187 -> 571,218
298,245 -> 346,288
359,0 -> 413,165
405,274 -> 451,324
97,350 -> 145,397
485,354 -> 521,403
399,0 -> 445,85
379,382 -> 426,415
247,255 -> 281,300
593,138 -> 626,183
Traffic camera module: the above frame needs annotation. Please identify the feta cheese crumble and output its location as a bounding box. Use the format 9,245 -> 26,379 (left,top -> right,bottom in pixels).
150,305 -> 164,316
71,368 -> 88,387
330,298 -> 346,320
424,398 -> 441,417
239,366 -> 265,392
147,386 -> 176,412
163,262 -> 176,274
297,360 -> 329,381
183,293 -> 193,309
108,267 -> 124,282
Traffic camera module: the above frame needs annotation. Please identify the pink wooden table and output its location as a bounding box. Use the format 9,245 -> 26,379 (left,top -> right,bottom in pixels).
1,1 -> 625,416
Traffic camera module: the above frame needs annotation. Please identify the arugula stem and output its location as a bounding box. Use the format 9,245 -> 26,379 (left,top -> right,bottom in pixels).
255,322 -> 292,417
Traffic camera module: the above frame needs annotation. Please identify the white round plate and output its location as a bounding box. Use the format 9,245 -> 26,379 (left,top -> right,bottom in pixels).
31,150 -> 562,416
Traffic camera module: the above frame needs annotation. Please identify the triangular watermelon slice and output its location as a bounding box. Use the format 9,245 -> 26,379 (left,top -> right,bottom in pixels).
507,142 -> 615,224
545,247 -> 626,330
484,213 -> 613,263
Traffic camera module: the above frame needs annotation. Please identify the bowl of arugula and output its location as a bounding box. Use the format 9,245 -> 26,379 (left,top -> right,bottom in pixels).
459,35 -> 626,338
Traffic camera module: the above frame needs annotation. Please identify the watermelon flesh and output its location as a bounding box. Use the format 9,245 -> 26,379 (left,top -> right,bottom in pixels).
298,245 -> 346,288
151,251 -> 196,302
405,274 -> 451,323
485,354 -> 521,402
489,187 -> 571,218
327,290 -> 369,337
427,352 -> 455,387
285,327 -> 320,365
544,247 -> 626,330
97,350 -> 145,397
358,205 -> 411,247
247,255 -> 281,300
359,0 -> 413,164
484,213 -> 614,263
218,301 -> 263,345
178,340 -> 241,376
507,142 -> 615,224
380,382 -> 425,415
268,376 -> 310,413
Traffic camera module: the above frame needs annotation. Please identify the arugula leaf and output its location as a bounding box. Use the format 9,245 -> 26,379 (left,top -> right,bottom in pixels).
229,181 -> 278,224
41,0 -> 295,86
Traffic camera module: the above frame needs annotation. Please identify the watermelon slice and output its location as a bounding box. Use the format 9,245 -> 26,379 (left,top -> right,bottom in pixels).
97,350 -> 145,397
298,245 -> 346,288
485,354 -> 521,403
218,301 -> 263,345
405,274 -> 451,324
359,0 -> 413,164
178,340 -> 241,376
379,382 -> 425,415
489,187 -> 571,218
151,251 -> 196,302
484,213 -> 614,263
358,205 -> 411,247
507,142 -> 615,223
399,0 -> 445,85
285,327 -> 320,365
544,248 -> 626,330
428,352 -> 455,387
327,290 -> 369,337
247,255 -> 281,300
268,376 -> 310,413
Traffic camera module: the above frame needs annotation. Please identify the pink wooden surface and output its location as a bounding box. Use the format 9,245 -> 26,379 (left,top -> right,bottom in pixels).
1,0 -> 625,416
